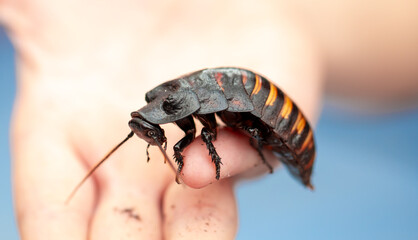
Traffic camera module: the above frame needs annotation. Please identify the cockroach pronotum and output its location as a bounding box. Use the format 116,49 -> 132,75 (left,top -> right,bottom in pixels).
66,67 -> 316,203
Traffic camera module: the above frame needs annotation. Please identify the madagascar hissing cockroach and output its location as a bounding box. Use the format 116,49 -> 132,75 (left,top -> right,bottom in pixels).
66,67 -> 316,203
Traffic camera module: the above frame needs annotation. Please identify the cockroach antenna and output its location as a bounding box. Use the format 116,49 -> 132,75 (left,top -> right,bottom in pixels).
65,131 -> 134,204
65,131 -> 180,204
152,136 -> 180,184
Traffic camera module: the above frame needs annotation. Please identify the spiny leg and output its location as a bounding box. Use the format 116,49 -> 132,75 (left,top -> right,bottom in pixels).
248,127 -> 274,174
195,114 -> 222,180
173,116 -> 196,175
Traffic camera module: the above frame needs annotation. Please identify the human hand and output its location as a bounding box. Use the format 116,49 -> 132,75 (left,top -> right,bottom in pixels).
5,0 -> 322,239
11,78 -> 242,239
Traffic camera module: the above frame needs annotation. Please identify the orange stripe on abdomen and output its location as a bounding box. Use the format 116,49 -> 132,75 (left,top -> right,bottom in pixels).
291,112 -> 302,133
279,95 -> 293,119
251,74 -> 262,96
297,129 -> 313,154
265,82 -> 278,106
296,116 -> 306,134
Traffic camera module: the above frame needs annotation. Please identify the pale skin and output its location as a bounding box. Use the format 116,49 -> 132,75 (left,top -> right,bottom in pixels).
2,0 -> 417,239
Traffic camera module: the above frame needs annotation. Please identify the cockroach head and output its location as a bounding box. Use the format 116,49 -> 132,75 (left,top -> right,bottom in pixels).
128,113 -> 166,145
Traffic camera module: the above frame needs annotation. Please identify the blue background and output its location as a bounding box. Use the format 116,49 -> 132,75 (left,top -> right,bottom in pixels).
1,26 -> 417,239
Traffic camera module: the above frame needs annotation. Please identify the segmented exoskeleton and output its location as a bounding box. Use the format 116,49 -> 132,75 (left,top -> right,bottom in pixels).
67,67 -> 316,203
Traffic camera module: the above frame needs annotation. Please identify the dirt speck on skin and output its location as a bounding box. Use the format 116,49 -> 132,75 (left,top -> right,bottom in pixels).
114,207 -> 141,221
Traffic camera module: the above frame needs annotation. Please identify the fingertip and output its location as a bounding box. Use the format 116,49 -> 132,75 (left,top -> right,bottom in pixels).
180,137 -> 216,189
180,128 -> 263,188
163,179 -> 238,239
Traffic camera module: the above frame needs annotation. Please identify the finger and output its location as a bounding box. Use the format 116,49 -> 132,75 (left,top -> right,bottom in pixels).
163,180 -> 237,240
87,136 -> 171,240
89,188 -> 162,240
180,127 -> 277,189
12,129 -> 95,240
